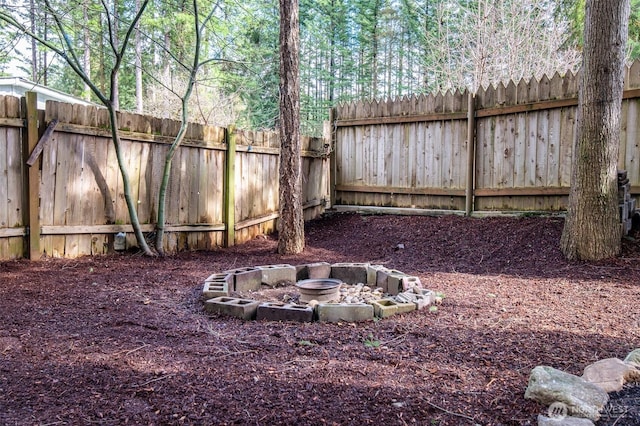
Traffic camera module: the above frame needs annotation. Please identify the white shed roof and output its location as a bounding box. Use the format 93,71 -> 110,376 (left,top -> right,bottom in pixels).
0,77 -> 99,109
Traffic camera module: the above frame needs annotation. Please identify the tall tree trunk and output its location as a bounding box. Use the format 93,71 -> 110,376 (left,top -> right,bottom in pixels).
30,0 -> 37,81
328,0 -> 335,104
112,1 -> 120,110
163,32 -> 171,84
99,14 -> 106,93
83,0 -> 91,101
371,0 -> 380,98
278,0 -> 304,255
560,0 -> 630,261
135,0 -> 143,113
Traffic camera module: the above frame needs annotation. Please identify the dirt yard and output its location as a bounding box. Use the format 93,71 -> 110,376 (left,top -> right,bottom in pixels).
1,212 -> 638,425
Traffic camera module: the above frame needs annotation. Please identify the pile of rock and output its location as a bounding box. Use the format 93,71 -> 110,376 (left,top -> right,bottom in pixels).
335,282 -> 436,309
525,348 -> 640,425
337,283 -> 385,304
619,169 -> 638,235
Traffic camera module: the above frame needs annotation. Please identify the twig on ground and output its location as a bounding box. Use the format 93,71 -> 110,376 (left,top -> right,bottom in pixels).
284,358 -> 319,364
135,374 -> 175,387
112,344 -> 149,356
215,349 -> 259,358
611,409 -> 629,426
381,334 -> 406,347
422,398 -> 476,423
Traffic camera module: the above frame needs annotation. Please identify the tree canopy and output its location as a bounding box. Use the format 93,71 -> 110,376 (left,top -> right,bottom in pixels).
1,0 -> 638,134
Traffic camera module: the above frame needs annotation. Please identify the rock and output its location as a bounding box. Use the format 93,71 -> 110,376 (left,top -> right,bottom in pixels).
582,358 -> 640,392
525,366 -> 609,421
537,414 -> 594,426
624,348 -> 640,365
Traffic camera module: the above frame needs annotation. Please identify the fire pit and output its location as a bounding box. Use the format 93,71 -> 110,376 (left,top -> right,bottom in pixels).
295,278 -> 342,303
202,262 -> 438,323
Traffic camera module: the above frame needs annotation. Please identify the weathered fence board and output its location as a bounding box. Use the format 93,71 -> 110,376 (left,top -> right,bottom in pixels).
333,62 -> 640,214
0,96 -> 25,259
335,90 -> 470,211
0,97 -> 328,259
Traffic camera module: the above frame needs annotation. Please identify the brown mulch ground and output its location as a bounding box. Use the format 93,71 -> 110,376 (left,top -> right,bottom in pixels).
1,212 -> 639,426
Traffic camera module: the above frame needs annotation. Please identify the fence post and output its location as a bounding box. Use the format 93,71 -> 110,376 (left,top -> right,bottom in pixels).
224,125 -> 236,247
328,107 -> 336,207
465,92 -> 476,216
22,92 -> 41,259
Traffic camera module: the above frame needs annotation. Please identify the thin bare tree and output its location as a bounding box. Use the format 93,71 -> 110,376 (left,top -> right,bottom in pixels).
154,0 -> 221,254
426,0 -> 581,92
0,0 -> 155,255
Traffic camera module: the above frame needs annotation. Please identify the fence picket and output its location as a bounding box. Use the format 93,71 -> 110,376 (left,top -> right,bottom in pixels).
539,74 -> 551,101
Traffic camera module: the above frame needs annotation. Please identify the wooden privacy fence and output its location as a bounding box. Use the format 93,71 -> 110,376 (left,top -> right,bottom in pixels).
0,93 -> 329,260
331,61 -> 640,213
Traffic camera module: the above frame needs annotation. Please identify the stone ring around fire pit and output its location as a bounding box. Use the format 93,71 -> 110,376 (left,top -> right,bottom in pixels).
201,262 -> 440,323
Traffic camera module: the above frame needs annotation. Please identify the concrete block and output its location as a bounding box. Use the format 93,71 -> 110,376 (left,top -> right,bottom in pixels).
367,264 -> 387,286
395,291 -> 430,310
256,302 -> 314,322
395,300 -> 417,314
401,276 -> 422,292
202,273 -> 232,299
375,269 -> 390,293
296,264 -> 308,281
413,295 -> 430,310
371,299 -> 398,318
413,288 -> 436,305
224,267 -> 262,292
394,292 -> 413,303
202,280 -> 230,300
204,272 -> 232,283
204,297 -> 260,320
306,262 -> 332,279
330,263 -> 369,284
386,270 -> 407,295
316,303 -> 374,323
257,264 -> 297,286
